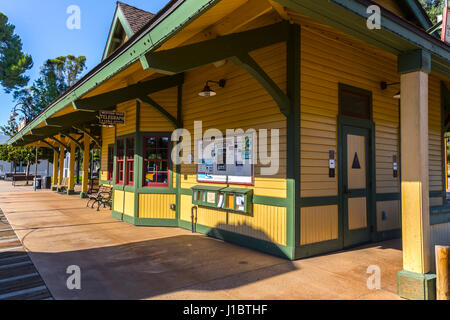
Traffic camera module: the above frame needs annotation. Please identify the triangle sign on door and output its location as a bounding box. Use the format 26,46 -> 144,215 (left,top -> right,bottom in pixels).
352,152 -> 361,169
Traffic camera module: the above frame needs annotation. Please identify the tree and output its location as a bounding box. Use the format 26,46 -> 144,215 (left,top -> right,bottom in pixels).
419,0 -> 445,24
10,55 -> 87,121
0,12 -> 33,92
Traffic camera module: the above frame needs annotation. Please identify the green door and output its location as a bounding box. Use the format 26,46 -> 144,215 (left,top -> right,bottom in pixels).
342,126 -> 372,248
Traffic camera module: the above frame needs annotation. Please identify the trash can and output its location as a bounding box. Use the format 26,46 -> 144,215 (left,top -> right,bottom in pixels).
34,177 -> 42,190
43,176 -> 52,189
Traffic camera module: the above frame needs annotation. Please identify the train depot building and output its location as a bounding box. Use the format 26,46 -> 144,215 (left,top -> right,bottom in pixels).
8,0 -> 450,299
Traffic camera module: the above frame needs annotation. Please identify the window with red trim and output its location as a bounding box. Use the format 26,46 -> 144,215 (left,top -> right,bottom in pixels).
107,145 -> 114,181
116,139 -> 124,184
126,137 -> 135,186
143,136 -> 170,187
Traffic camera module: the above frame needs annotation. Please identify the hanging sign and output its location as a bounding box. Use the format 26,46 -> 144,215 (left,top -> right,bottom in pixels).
99,111 -> 125,125
441,6 -> 450,44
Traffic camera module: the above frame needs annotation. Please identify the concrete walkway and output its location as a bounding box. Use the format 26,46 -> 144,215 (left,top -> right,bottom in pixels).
0,181 -> 402,300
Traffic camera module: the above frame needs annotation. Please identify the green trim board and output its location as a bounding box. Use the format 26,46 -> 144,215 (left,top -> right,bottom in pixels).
397,270 -> 436,300
122,215 -> 178,227
74,74 -> 184,111
102,4 -> 135,61
232,54 -> 290,116
398,49 -> 431,74
430,205 -> 450,225
295,239 -> 342,260
286,23 -> 301,256
143,22 -> 290,74
178,220 -> 294,260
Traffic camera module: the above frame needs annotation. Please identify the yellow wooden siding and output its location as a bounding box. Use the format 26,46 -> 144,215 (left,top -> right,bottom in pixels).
116,100 -> 137,136
139,194 -> 176,219
101,126 -> 115,181
140,86 -> 178,132
113,190 -> 124,213
376,200 -> 401,231
429,74 -> 443,193
123,192 -> 135,217
299,24 -> 400,197
179,41 -> 288,198
180,195 -> 286,245
300,205 -> 338,245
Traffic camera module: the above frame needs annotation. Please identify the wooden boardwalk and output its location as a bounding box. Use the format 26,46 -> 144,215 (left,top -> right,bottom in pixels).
0,209 -> 52,300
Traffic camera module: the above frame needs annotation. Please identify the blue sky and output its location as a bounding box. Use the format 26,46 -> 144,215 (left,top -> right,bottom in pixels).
0,0 -> 168,127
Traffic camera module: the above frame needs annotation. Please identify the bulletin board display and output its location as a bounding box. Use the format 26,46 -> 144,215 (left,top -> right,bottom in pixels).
197,133 -> 254,185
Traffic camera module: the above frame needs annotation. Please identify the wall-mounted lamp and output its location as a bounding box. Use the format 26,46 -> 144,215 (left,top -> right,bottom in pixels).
198,79 -> 226,97
380,81 -> 401,99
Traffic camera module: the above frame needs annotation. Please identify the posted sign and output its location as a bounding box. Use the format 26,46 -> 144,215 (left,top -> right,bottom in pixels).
99,111 -> 125,125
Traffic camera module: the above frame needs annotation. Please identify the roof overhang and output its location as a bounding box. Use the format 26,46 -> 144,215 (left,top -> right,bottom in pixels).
7,0 -> 221,146
275,0 -> 450,76
8,0 -> 450,147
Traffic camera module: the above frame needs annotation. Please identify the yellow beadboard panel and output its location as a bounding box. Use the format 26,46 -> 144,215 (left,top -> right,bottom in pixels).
180,195 -> 286,245
348,197 -> 367,230
139,194 -> 176,219
300,205 -> 338,245
113,190 -> 124,213
116,100 -> 137,136
124,192 -> 135,217
430,222 -> 450,272
376,200 -> 400,232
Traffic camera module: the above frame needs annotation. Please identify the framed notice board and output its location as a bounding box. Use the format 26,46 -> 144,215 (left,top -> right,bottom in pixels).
197,133 -> 254,185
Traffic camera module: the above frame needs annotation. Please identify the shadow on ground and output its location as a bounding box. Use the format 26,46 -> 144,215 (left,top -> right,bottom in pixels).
3,232 -> 297,300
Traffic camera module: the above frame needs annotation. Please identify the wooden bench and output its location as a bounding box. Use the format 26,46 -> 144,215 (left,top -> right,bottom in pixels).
86,185 -> 113,211
57,177 -> 68,193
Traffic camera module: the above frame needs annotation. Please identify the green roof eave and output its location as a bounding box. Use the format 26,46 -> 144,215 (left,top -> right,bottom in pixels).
275,0 -> 450,77
7,0 -> 221,146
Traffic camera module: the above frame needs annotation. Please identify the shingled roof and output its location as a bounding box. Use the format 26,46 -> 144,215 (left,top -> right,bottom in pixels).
117,1 -> 154,34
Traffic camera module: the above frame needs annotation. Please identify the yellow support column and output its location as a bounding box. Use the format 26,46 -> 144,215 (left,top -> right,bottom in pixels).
52,150 -> 59,191
80,134 -> 90,198
397,50 -> 436,300
67,141 -> 76,195
58,144 -> 65,192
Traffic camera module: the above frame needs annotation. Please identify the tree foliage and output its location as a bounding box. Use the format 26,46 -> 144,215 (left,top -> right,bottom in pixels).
0,12 -> 33,92
9,55 -> 87,121
419,0 -> 445,24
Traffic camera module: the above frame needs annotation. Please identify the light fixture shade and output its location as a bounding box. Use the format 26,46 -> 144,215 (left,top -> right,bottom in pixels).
393,92 -> 401,99
198,85 -> 216,97
10,111 -> 19,118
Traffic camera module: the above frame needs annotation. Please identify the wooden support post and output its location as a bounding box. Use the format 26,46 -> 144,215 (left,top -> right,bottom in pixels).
52,150 -> 58,190
397,56 -> 436,299
58,145 -> 65,191
80,134 -> 90,198
436,245 -> 450,300
67,141 -> 76,194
